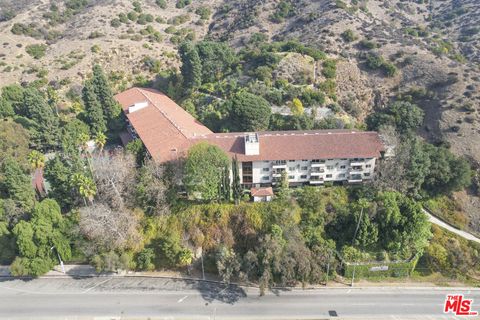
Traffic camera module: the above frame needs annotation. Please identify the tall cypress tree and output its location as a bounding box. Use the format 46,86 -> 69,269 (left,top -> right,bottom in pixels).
92,65 -> 121,124
232,155 -> 242,205
22,88 -> 59,150
179,42 -> 202,92
82,81 -> 106,135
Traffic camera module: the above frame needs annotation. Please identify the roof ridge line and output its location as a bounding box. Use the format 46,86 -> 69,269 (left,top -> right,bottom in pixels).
136,88 -> 189,139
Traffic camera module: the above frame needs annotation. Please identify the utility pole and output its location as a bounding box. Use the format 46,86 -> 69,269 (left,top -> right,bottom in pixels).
201,249 -> 205,280
350,200 -> 367,287
351,262 -> 356,287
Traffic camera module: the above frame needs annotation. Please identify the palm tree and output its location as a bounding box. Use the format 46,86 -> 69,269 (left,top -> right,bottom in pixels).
27,150 -> 45,170
94,132 -> 107,153
78,133 -> 90,154
71,173 -> 97,205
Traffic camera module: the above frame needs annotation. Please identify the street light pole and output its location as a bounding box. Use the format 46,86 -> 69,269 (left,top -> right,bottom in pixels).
51,246 -> 65,274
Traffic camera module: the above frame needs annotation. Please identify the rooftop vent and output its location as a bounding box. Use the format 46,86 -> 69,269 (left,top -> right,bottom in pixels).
128,101 -> 149,113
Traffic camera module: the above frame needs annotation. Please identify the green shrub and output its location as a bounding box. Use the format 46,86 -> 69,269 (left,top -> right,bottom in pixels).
25,44 -> 47,59
156,0 -> 167,9
196,6 -> 212,20
359,39 -> 377,50
176,0 -> 191,9
322,59 -> 337,79
88,31 -> 104,39
110,18 -> 121,28
341,29 -> 357,42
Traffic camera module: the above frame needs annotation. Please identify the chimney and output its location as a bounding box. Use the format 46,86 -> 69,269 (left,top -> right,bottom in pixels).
128,101 -> 149,113
244,133 -> 260,155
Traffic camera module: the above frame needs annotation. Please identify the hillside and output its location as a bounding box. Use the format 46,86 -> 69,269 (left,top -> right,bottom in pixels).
0,0 -> 479,230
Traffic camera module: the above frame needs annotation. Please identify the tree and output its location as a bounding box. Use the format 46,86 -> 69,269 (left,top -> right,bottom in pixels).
78,203 -> 141,252
232,156 -> 242,204
61,119 -> 91,157
71,173 -> 97,205
91,65 -> 122,125
82,81 -> 106,135
375,192 -> 431,258
22,88 -> 59,149
290,98 -> 304,117
91,152 -> 136,209
0,96 -> 14,118
276,171 -> 289,199
1,84 -> 24,114
220,165 -> 231,201
27,151 -> 45,170
0,158 -> 36,211
216,246 -> 240,283
44,156 -> 76,209
367,101 -> 424,134
94,132 -> 107,153
0,120 -> 30,168
179,42 -> 202,91
228,91 -> 271,132
184,142 -> 230,201
423,145 -> 472,195
136,159 -> 170,215
11,199 -> 71,276
195,41 -> 239,83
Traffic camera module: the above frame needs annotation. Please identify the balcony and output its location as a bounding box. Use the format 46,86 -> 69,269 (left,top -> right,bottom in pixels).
349,166 -> 363,172
311,162 -> 325,167
350,160 -> 365,167
272,160 -> 287,168
311,168 -> 325,173
242,169 -> 253,175
348,174 -> 363,183
310,177 -> 324,184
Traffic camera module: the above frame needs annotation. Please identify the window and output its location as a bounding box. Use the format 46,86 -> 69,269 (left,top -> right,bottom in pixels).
327,165 -> 333,170
262,176 -> 269,180
302,159 -> 309,162
301,166 -> 308,170
340,165 -> 346,169
264,160 -> 270,163
300,175 -> 307,179
262,168 -> 270,172
327,159 -> 334,161
366,164 -> 372,168
289,167 -> 295,171
341,158 -> 348,161
326,174 -> 332,178
364,173 -> 371,177
289,160 -> 295,162
339,173 -> 345,178
288,175 -> 295,180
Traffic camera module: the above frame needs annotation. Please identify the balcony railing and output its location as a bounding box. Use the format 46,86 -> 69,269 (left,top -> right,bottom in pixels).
311,168 -> 325,173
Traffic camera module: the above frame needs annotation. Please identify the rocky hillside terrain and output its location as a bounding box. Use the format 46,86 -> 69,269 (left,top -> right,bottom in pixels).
0,0 -> 479,230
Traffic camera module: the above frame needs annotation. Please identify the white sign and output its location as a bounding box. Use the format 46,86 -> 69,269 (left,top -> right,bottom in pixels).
369,265 -> 389,272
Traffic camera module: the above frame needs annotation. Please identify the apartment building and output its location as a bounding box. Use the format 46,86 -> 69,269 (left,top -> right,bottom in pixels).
115,88 -> 385,188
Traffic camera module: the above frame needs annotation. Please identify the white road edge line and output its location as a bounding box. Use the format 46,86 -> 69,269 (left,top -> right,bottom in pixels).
177,295 -> 188,303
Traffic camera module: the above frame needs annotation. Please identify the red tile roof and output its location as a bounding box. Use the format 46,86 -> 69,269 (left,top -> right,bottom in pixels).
114,87 -> 212,162
115,88 -> 384,163
195,130 -> 384,161
251,187 -> 274,197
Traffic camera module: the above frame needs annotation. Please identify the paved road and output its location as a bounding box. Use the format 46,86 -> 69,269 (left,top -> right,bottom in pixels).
424,209 -> 480,244
0,277 -> 479,319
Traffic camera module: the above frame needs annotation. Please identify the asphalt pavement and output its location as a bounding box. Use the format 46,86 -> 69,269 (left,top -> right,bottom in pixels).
0,277 -> 479,319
